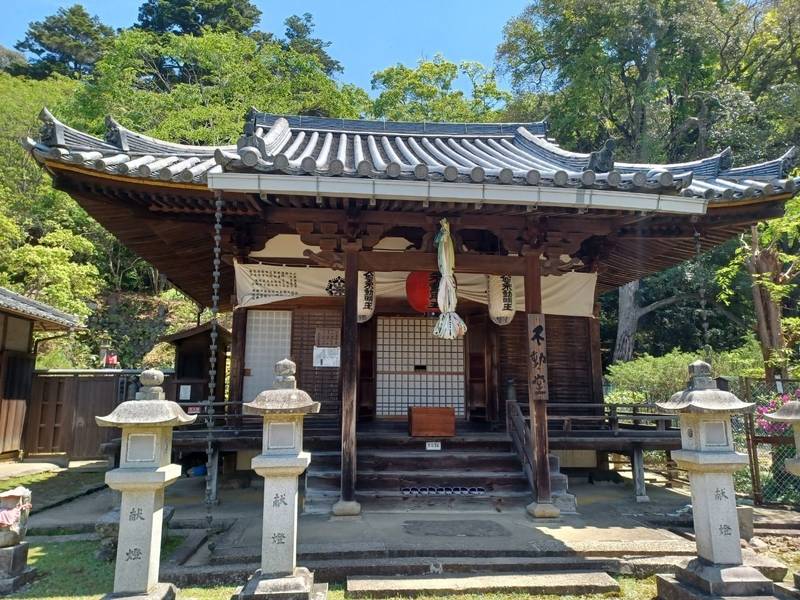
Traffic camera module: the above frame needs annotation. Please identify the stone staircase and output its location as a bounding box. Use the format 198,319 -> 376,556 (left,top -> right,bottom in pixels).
302,429 -> 533,513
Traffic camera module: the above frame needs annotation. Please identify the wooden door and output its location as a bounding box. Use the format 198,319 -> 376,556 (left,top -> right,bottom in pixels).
466,314 -> 491,421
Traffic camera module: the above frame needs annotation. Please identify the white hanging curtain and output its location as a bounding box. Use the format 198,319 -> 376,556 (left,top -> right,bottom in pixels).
433,219 -> 468,339
488,275 -> 515,325
357,271 -> 376,323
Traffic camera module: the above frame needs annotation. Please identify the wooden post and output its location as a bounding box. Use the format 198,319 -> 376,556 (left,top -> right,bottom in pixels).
228,308 -> 248,407
332,243 -> 361,516
631,444 -> 649,502
524,253 -> 558,518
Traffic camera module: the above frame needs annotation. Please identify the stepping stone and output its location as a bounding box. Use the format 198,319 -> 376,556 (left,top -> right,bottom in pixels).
346,571 -> 620,598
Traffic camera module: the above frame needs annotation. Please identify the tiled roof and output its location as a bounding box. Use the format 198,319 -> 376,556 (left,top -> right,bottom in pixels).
24,107 -> 799,203
0,286 -> 81,331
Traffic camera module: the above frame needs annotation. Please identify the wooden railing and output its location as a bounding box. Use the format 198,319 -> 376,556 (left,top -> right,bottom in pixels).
544,402 -> 679,433
506,399 -> 681,482
507,399 -> 535,492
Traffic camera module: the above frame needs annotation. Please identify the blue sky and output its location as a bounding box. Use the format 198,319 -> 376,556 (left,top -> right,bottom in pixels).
1,1 -> 529,93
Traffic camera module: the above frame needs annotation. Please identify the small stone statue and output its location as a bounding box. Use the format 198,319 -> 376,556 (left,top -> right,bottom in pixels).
0,487 -> 31,548
0,487 -> 35,593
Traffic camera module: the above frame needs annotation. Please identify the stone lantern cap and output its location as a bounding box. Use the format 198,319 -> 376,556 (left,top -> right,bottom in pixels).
96,368 -> 196,427
243,358 -> 320,416
764,400 -> 800,423
656,360 -> 754,414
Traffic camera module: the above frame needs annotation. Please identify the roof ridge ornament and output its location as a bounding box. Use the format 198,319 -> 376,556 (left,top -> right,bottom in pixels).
588,138 -> 616,173
38,107 -> 65,147
781,146 -> 798,177
104,115 -> 129,152
237,116 -> 291,166
717,147 -> 733,174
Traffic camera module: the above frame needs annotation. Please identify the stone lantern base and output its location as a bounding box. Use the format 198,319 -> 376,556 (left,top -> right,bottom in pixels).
657,559 -> 774,600
101,582 -> 178,600
775,572 -> 800,600
0,542 -> 36,594
235,567 -> 328,600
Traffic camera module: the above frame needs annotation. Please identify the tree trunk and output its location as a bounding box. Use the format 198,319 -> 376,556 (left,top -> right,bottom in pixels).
613,280 -> 640,363
613,280 -> 688,363
745,235 -> 788,383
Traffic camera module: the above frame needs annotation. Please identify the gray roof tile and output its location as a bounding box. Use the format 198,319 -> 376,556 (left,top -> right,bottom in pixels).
0,286 -> 81,331
24,108 -> 799,203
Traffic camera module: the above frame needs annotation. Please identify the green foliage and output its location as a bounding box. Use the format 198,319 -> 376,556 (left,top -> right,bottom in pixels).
0,230 -> 100,317
372,55 -> 509,122
0,45 -> 26,72
606,349 -> 699,403
0,71 -> 106,319
65,30 -> 368,145
497,0 -> 716,158
15,4 -> 114,78
136,0 -> 262,35
281,13 -> 342,76
605,340 -> 772,402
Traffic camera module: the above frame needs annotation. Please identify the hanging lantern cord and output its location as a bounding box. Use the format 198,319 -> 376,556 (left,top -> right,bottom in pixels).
693,230 -> 711,356
204,193 -> 223,550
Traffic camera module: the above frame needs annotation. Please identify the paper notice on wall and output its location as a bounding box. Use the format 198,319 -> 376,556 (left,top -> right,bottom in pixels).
179,385 -> 192,401
313,346 -> 340,368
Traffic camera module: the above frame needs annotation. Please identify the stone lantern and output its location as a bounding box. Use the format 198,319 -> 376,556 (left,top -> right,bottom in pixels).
764,399 -> 800,600
235,358 -> 327,600
764,399 -> 800,477
655,360 -> 773,600
96,369 -> 196,600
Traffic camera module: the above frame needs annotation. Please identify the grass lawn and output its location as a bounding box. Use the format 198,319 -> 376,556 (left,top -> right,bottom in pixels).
0,470 -> 106,514
11,534 -> 800,599
11,538 -> 657,600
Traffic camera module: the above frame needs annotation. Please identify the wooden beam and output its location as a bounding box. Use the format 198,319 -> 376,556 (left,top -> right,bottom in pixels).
336,244 -> 360,513
358,252 -> 525,275
524,253 -> 554,514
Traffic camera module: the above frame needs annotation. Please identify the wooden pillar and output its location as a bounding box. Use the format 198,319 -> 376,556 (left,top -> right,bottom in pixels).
631,444 -> 649,503
228,308 -> 247,427
333,243 -> 361,516
524,253 -> 558,517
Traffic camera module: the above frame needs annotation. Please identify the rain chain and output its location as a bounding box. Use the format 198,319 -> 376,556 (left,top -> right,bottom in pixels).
694,230 -> 711,355
204,193 -> 224,550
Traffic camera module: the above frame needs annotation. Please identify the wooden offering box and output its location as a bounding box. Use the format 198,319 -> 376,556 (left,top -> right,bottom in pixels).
408,407 -> 456,437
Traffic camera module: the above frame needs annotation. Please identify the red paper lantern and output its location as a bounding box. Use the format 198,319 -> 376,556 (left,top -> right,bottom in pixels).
406,271 -> 440,314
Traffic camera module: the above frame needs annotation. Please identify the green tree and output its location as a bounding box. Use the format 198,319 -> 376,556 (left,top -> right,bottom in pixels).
15,4 -> 114,78
371,55 -> 509,122
718,197 -> 800,381
0,45 -> 26,73
0,230 -> 100,317
281,13 -> 342,76
65,30 -> 368,145
136,0 -> 261,35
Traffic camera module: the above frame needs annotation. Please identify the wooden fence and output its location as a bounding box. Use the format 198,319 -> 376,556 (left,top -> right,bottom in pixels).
24,369 -> 162,460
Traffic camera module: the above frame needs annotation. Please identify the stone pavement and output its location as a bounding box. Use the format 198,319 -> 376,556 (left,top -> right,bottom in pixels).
25,471 -> 794,586
0,461 -> 60,480
30,475 -> 698,563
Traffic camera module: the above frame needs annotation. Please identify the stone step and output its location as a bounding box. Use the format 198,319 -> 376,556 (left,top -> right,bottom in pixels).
301,491 -> 530,515
304,435 -> 513,453
309,451 -> 522,472
204,551 -> 619,577
306,469 -> 531,493
345,571 -> 620,598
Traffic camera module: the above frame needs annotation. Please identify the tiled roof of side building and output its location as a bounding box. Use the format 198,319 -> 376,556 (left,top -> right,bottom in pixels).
24,107 -> 799,203
0,286 -> 81,331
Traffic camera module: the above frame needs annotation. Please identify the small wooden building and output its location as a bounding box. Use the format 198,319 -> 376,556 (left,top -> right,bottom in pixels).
25,108 -> 797,511
0,287 -> 79,457
160,321 -> 231,414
